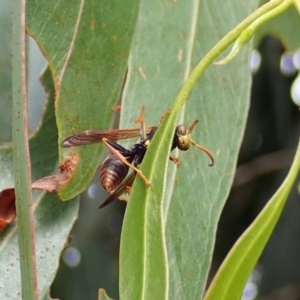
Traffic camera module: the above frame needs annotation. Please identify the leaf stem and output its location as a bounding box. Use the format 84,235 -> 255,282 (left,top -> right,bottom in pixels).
172,0 -> 284,112
12,0 -> 38,299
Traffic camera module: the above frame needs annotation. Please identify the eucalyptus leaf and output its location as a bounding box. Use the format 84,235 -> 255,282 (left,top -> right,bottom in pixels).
0,67 -> 79,299
26,0 -> 141,200
120,0 -> 257,299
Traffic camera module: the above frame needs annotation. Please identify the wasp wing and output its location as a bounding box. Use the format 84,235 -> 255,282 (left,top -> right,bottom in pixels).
99,171 -> 136,208
61,127 -> 155,148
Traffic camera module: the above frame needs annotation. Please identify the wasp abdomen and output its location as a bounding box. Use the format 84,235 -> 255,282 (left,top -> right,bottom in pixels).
99,154 -> 129,192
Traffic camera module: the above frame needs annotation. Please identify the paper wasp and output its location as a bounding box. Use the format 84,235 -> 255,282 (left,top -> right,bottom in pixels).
61,109 -> 215,208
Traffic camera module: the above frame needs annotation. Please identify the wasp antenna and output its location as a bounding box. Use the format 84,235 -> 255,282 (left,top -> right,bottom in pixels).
190,139 -> 215,167
187,120 -> 199,134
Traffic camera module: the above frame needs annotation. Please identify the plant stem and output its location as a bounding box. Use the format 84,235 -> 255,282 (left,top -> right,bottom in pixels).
172,0 -> 285,112
12,0 -> 38,299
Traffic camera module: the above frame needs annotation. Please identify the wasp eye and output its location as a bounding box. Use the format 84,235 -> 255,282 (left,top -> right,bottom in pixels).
176,125 -> 187,136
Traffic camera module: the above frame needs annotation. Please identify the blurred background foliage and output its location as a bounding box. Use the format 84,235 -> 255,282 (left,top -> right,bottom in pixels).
1,1 -> 300,299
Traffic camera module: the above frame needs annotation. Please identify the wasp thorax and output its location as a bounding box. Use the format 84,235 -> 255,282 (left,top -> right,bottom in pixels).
176,125 -> 190,151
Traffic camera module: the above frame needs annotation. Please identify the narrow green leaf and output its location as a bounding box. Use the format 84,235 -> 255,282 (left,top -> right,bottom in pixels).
204,141 -> 300,300
119,0 -> 265,299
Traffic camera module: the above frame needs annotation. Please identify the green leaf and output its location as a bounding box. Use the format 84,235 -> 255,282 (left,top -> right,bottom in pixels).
9,0 -> 141,293
0,67 -> 79,299
0,0 -> 12,142
0,193 -> 79,299
26,0 -> 141,201
119,1 -> 257,299
204,141 -> 300,300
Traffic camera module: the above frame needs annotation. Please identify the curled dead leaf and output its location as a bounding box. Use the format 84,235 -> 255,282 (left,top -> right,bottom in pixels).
0,188 -> 16,233
32,152 -> 79,191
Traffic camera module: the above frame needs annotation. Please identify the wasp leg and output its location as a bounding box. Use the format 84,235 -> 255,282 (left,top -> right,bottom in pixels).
125,185 -> 132,194
134,107 -> 148,141
102,137 -> 151,187
169,155 -> 180,166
